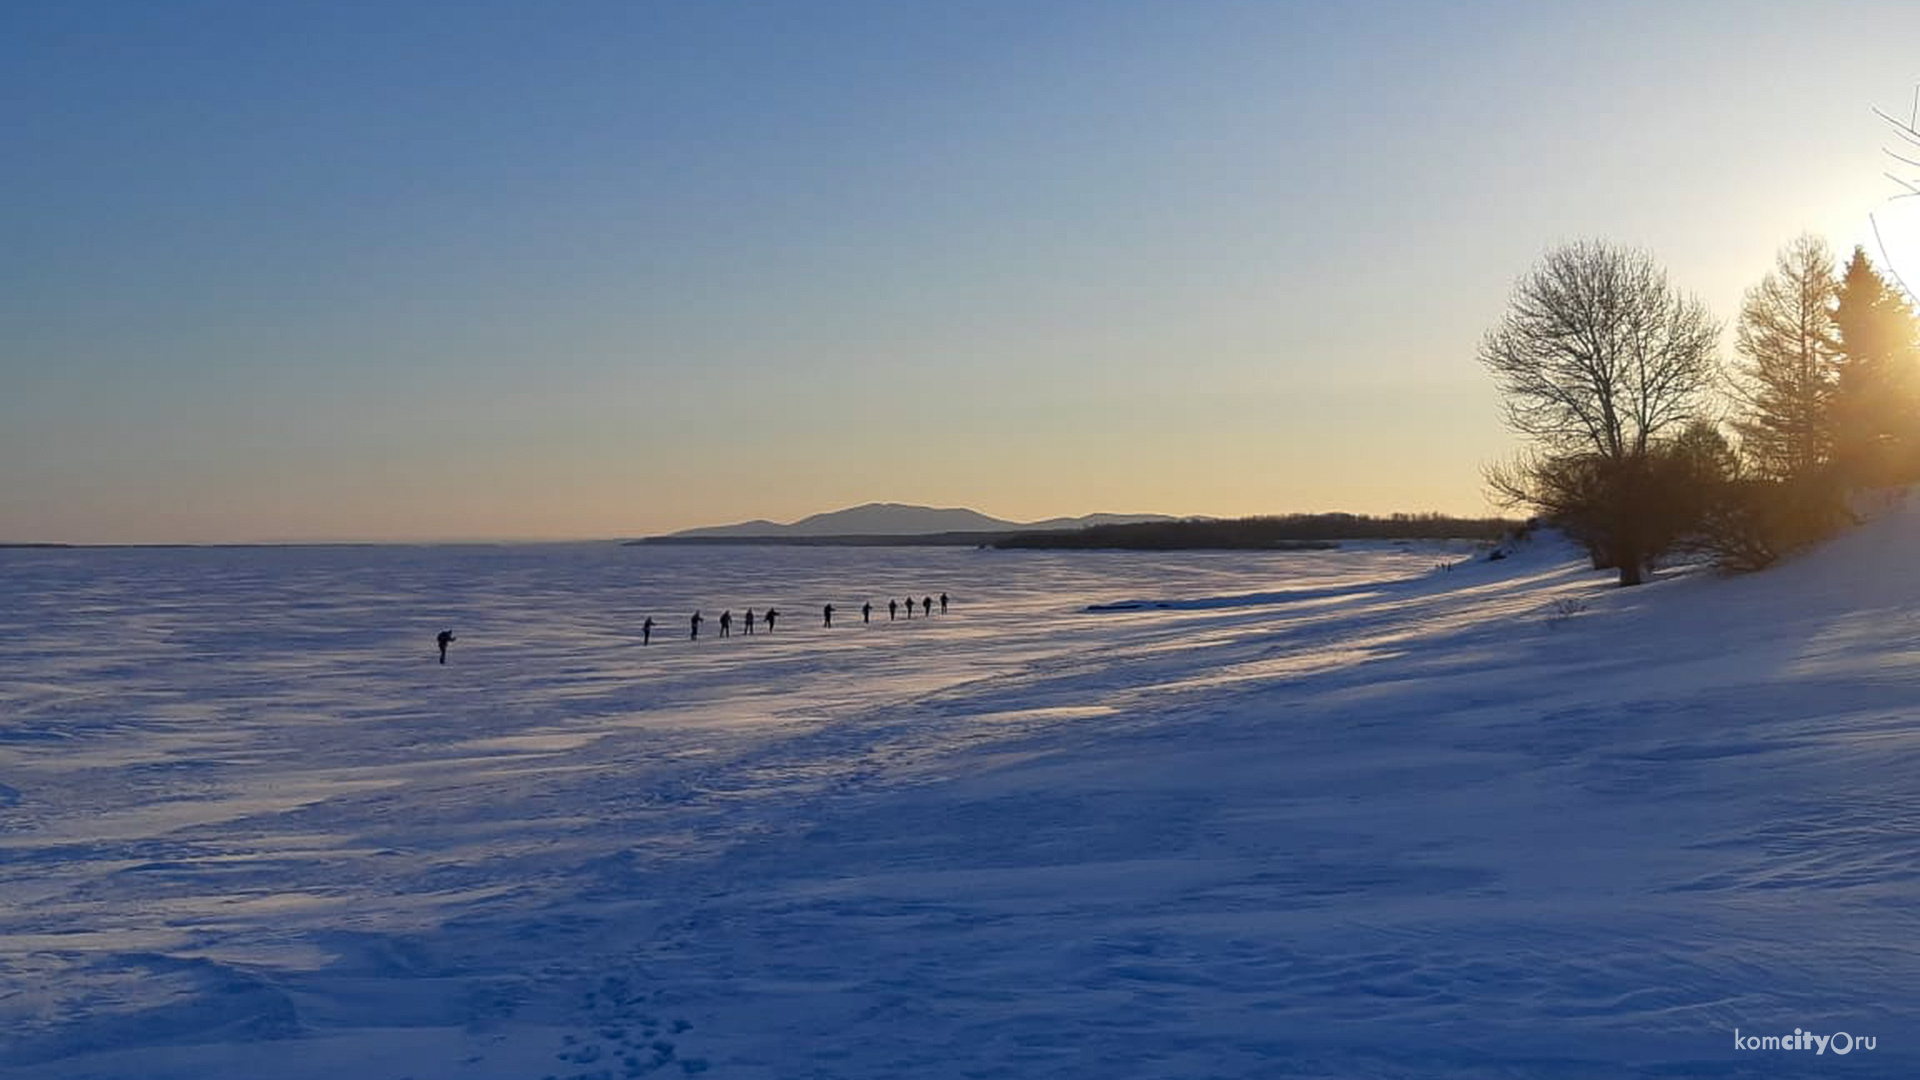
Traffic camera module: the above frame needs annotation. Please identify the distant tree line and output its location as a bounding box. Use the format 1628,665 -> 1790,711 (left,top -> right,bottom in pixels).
994,513 -> 1515,550
634,532 -> 1008,547
1482,237 -> 1920,584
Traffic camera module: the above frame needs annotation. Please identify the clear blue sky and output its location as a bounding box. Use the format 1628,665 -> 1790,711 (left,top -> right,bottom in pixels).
5,0 -> 1916,541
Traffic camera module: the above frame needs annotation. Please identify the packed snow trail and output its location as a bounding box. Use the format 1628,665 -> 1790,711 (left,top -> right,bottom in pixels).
2,525 -> 1917,1077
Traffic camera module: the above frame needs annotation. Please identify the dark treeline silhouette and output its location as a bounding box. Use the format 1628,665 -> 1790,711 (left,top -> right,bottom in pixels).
993,513 -> 1513,551
629,532 -> 1012,548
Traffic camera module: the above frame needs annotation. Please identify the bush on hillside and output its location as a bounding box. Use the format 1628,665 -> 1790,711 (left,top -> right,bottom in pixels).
1688,473 -> 1854,573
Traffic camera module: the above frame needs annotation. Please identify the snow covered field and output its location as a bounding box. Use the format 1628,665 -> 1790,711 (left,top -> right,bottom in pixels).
3,523 -> 1917,1078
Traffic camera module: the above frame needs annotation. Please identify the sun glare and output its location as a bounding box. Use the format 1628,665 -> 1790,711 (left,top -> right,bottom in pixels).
1871,198 -> 1920,298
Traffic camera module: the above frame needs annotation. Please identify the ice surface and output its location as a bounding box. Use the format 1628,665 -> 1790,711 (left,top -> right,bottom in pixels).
2,526 -> 1916,1077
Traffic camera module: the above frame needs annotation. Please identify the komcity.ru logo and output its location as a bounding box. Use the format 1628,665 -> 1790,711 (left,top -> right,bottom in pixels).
1734,1029 -> 1876,1055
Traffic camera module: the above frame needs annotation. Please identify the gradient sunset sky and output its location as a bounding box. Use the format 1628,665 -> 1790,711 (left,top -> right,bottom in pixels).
6,0 -> 1918,542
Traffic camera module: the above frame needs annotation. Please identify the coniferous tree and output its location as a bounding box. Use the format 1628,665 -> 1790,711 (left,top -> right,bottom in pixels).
1731,235 -> 1842,481
1831,246 -> 1920,485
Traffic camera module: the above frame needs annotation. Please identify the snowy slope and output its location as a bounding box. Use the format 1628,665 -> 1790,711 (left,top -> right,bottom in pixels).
3,507 -> 1918,1077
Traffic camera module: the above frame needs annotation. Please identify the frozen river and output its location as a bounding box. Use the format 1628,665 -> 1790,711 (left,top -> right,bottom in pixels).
0,542 -> 1448,1076
4,533 -> 1917,1077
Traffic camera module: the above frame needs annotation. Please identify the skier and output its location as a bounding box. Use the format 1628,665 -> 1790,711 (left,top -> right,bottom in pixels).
823,604 -> 834,628
719,610 -> 733,638
765,608 -> 779,632
922,595 -> 933,617
903,597 -> 912,619
744,608 -> 756,634
862,601 -> 872,624
888,599 -> 898,621
435,629 -> 456,664
690,611 -> 702,641
642,617 -> 654,646
939,592 -> 948,614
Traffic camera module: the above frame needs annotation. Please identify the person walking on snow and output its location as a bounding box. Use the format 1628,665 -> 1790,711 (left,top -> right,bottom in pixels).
823,604 -> 834,628
939,592 -> 948,614
690,611 -> 702,641
719,610 -> 732,638
436,629 -> 456,664
765,608 -> 779,632
862,601 -> 872,624
922,596 -> 933,617
888,599 -> 897,621
642,617 -> 654,646
744,609 -> 755,634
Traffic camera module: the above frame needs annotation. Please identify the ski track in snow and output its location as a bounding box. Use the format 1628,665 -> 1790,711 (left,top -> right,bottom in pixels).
1,529 -> 1917,1077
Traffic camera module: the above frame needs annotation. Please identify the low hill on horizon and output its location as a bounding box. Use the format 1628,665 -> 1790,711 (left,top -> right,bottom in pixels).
665,502 -> 1181,539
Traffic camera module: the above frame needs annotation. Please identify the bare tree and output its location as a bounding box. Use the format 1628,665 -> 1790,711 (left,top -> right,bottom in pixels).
1480,241 -> 1720,584
1731,234 -> 1842,481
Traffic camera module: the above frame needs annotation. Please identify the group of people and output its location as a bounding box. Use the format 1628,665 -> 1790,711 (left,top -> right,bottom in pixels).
674,605 -> 779,642
435,593 -> 954,660
645,592 -> 950,645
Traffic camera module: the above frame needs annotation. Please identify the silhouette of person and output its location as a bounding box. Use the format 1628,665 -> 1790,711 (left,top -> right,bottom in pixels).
765,608 -> 779,632
720,610 -> 733,638
903,597 -> 912,619
922,596 -> 933,617
690,611 -> 702,641
862,601 -> 872,624
888,599 -> 898,621
744,608 -> 755,634
436,629 -> 455,664
823,604 -> 834,628
642,617 -> 654,646
939,592 -> 948,614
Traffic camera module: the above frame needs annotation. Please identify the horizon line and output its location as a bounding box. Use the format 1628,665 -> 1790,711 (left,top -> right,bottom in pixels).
3,507 -> 1516,549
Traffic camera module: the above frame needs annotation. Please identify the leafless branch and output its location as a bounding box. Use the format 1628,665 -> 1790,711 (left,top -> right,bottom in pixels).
1884,148 -> 1920,172
1870,211 -> 1918,305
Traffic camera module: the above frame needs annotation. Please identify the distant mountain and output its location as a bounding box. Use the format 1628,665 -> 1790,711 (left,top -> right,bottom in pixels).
1023,512 -> 1189,531
667,503 -> 1178,539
